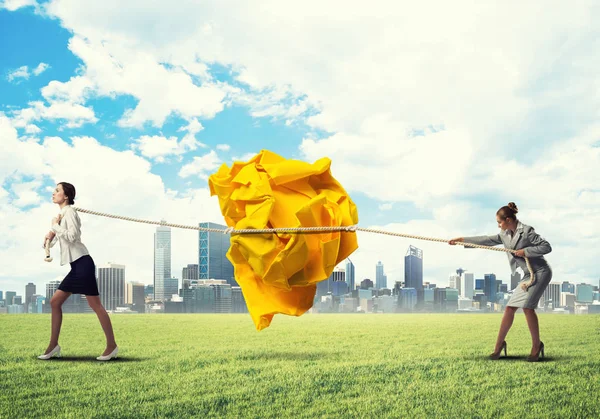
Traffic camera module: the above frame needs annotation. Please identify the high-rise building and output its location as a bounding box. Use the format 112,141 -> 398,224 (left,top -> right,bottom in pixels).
484,274 -> 497,303
543,283 -> 561,309
576,284 -> 594,303
126,282 -> 146,312
475,279 -> 484,291
376,261 -> 386,290
345,259 -> 355,292
360,278 -> 374,290
98,263 -> 125,311
317,267 -> 345,297
164,277 -> 179,301
405,246 -> 423,299
399,288 -> 417,310
25,282 -> 36,312
44,282 -> 60,305
461,272 -> 474,299
182,264 -> 199,282
561,281 -> 575,294
449,274 -> 460,292
199,222 -> 235,286
5,291 -> 16,306
232,287 -> 248,313
154,223 -> 171,300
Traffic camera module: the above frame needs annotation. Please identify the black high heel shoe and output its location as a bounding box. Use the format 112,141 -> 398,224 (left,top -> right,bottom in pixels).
489,341 -> 507,360
527,341 -> 545,362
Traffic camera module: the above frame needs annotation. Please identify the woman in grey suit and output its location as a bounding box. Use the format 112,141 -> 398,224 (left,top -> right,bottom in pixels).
449,202 -> 552,362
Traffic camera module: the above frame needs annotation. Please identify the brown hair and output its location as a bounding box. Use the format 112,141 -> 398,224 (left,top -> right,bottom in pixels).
58,182 -> 76,205
497,202 -> 518,221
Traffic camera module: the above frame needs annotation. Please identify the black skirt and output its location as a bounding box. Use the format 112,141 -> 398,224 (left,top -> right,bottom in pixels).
58,255 -> 100,296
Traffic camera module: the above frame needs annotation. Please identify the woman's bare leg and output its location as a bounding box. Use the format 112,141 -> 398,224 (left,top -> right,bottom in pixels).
45,290 -> 72,354
86,296 -> 117,356
523,308 -> 541,355
494,306 -> 519,353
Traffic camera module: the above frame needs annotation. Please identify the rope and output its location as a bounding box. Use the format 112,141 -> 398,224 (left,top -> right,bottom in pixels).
71,206 -> 535,289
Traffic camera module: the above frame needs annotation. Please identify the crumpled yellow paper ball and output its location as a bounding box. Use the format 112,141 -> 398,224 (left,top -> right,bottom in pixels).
208,149 -> 359,330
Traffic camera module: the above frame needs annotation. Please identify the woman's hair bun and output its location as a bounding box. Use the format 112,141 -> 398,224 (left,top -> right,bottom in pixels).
508,202 -> 518,213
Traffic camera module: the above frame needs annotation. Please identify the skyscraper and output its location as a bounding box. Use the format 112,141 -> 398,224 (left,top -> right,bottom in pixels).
154,223 -> 171,300
484,274 -> 497,303
98,263 -> 125,311
199,222 -> 235,286
182,264 -> 199,282
345,259 -> 355,292
543,282 -> 561,309
25,282 -> 35,312
317,267 -> 345,297
461,272 -> 474,299
376,261 -> 386,290
405,246 -> 423,300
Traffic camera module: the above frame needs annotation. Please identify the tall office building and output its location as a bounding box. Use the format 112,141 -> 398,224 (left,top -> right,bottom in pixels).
45,282 -> 60,305
199,222 -> 235,286
154,223 -> 171,300
405,246 -> 423,300
576,284 -> 594,303
484,274 -> 497,303
449,274 -> 460,292
475,279 -> 484,291
461,272 -> 474,299
25,283 -> 36,312
317,267 -> 345,297
561,281 -> 575,294
164,277 -> 179,301
345,259 -> 355,292
4,291 -> 16,306
126,282 -> 146,312
360,278 -> 374,290
376,261 -> 386,289
98,263 -> 125,311
543,282 -> 561,309
182,264 -> 199,282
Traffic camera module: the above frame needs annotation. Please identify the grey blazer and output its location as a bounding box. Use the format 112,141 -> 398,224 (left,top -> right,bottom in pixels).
463,221 -> 552,275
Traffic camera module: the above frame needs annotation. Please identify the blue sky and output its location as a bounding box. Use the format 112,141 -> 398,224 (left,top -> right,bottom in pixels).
1,1 -> 598,299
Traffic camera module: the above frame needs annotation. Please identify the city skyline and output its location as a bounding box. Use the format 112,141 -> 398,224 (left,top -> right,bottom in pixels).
1,2 -> 599,299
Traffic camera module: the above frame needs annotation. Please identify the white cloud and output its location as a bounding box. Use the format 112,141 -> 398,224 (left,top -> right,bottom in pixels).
178,150 -> 221,179
216,144 -> 230,152
378,203 -> 393,211
6,62 -> 50,82
11,179 -> 44,207
231,152 -> 258,163
32,62 -> 50,76
0,0 -> 37,11
6,66 -> 30,82
11,100 -> 98,129
132,118 -> 207,162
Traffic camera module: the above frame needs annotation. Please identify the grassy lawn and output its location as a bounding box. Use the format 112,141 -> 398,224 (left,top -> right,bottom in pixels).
1,313 -> 598,418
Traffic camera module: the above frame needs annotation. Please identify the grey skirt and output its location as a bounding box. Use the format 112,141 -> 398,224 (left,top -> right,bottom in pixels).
506,265 -> 552,309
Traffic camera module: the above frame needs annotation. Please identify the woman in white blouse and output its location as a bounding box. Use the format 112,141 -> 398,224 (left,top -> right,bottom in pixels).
38,182 -> 119,361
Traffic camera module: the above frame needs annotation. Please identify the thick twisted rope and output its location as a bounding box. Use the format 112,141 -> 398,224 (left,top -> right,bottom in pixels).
70,206 -> 535,289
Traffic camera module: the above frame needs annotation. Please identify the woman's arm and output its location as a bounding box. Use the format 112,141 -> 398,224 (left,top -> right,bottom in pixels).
51,209 -> 81,243
523,227 -> 552,257
462,234 -> 503,247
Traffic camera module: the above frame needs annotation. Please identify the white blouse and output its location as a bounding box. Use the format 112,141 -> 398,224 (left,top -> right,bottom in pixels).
49,205 -> 90,266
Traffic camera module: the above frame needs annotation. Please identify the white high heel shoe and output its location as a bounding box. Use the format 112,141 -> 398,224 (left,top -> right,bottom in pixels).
96,346 -> 119,361
38,344 -> 61,360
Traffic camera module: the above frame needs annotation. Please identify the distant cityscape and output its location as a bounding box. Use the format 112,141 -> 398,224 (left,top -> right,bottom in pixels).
1,226 -> 599,315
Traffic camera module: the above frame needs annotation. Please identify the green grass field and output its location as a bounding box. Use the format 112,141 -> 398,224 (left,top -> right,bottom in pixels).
1,313 -> 599,418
